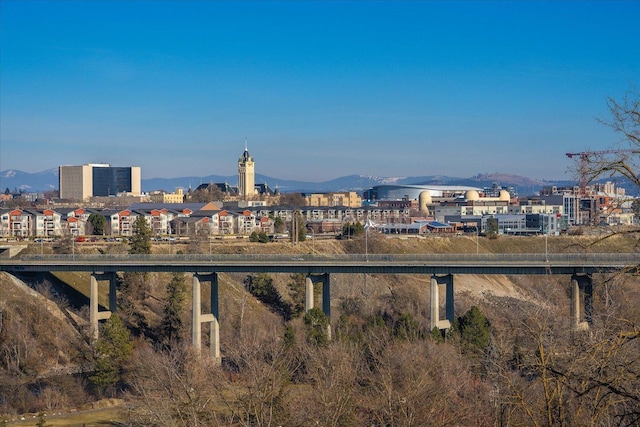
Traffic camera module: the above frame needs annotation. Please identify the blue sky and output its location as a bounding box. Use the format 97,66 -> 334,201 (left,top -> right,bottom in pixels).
1,1 -> 638,182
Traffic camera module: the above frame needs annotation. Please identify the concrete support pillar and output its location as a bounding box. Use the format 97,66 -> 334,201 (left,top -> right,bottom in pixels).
584,282 -> 593,325
305,274 -> 332,340
108,273 -> 117,313
192,273 -> 221,363
321,273 -> 331,341
321,274 -> 331,318
305,276 -> 314,312
571,274 -> 593,330
210,273 -> 220,360
90,273 -> 113,341
90,275 -> 99,341
192,275 -> 202,349
446,275 -> 455,323
430,274 -> 454,331
571,278 -> 580,325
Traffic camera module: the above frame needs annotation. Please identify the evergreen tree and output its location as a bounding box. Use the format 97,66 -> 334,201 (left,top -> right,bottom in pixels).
87,213 -> 107,236
430,326 -> 445,343
342,221 -> 365,238
90,314 -> 133,392
303,307 -> 329,346
121,216 -> 152,323
394,312 -> 422,341
288,273 -> 307,316
249,230 -> 269,243
273,216 -> 285,233
290,210 -> 306,243
283,325 -> 296,349
456,306 -> 491,356
129,216 -> 152,255
160,272 -> 187,346
486,216 -> 499,239
245,274 -> 292,320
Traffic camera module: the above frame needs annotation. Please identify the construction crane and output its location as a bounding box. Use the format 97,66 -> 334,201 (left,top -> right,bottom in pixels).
565,149 -> 640,196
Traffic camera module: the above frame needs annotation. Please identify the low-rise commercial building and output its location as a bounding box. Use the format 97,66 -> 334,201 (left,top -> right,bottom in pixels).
149,188 -> 185,204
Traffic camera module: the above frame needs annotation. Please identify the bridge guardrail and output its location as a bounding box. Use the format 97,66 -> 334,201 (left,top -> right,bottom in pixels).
6,252 -> 640,264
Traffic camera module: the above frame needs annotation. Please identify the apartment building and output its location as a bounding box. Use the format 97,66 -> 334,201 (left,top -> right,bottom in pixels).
0,209 -> 32,238
304,192 -> 362,208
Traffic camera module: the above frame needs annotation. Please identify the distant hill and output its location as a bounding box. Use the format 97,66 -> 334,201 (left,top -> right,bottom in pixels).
0,168 -> 59,193
0,168 -> 627,196
90,172 -> 578,195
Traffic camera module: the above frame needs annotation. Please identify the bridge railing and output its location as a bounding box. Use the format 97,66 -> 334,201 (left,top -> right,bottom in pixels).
9,252 -> 640,264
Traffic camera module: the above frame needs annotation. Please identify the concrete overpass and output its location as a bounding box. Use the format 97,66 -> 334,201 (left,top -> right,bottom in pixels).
1,252 -> 637,275
1,252 -> 637,362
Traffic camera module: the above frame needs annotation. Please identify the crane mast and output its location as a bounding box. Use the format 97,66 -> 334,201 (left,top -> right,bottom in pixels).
565,149 -> 639,196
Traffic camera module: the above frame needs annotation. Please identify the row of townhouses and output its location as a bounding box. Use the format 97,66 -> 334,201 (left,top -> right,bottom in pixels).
0,199 -> 574,239
0,202 -> 409,239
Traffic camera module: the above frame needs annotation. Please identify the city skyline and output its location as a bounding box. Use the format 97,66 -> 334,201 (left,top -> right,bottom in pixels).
1,1 -> 638,182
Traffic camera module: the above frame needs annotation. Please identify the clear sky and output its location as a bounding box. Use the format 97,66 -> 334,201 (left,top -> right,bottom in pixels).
1,1 -> 638,182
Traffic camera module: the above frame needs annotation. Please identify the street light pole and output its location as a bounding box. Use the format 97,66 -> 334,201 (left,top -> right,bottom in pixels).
545,216 -> 549,262
365,225 -> 368,261
545,232 -> 548,261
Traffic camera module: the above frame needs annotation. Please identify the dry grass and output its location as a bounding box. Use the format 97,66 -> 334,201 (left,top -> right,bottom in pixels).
3,406 -> 125,426
3,231 -> 639,424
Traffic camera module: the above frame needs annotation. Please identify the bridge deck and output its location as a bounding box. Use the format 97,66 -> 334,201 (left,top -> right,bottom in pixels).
1,253 -> 637,275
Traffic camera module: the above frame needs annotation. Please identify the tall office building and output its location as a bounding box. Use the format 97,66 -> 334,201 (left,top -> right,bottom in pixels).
238,144 -> 255,200
59,164 -> 141,200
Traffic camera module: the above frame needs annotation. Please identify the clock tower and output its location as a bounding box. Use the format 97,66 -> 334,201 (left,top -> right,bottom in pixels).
238,141 -> 255,200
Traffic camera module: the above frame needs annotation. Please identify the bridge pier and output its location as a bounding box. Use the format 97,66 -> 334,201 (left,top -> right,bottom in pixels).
192,273 -> 221,364
571,274 -> 593,330
306,274 -> 332,340
89,272 -> 117,341
321,273 -> 331,320
430,274 -> 454,331
305,276 -> 314,311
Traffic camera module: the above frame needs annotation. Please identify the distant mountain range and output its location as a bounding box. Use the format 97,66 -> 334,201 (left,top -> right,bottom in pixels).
0,168 -> 581,196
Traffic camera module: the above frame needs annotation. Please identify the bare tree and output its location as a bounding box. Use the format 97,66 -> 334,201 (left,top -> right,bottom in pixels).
221,333 -> 292,426
286,341 -> 359,426
188,185 -> 225,203
126,343 -> 223,426
579,87 -> 640,190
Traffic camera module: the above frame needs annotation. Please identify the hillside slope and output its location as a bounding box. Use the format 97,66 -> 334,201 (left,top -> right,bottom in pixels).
1,232 -> 638,422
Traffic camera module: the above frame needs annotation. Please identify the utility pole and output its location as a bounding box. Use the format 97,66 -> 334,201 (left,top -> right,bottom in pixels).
291,211 -> 297,247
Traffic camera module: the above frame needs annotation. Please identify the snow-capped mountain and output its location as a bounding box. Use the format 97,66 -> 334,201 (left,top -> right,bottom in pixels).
0,169 -> 577,196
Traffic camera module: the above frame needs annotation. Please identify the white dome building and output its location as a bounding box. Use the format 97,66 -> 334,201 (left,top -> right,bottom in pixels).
369,184 -> 482,201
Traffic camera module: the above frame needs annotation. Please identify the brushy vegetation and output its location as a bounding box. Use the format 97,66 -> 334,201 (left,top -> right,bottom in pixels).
1,232 -> 639,425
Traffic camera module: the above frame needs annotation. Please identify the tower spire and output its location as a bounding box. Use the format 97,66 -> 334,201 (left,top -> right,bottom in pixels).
245,137 -> 248,152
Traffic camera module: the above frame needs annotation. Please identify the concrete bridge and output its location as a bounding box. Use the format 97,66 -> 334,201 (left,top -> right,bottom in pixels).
1,252 -> 637,362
